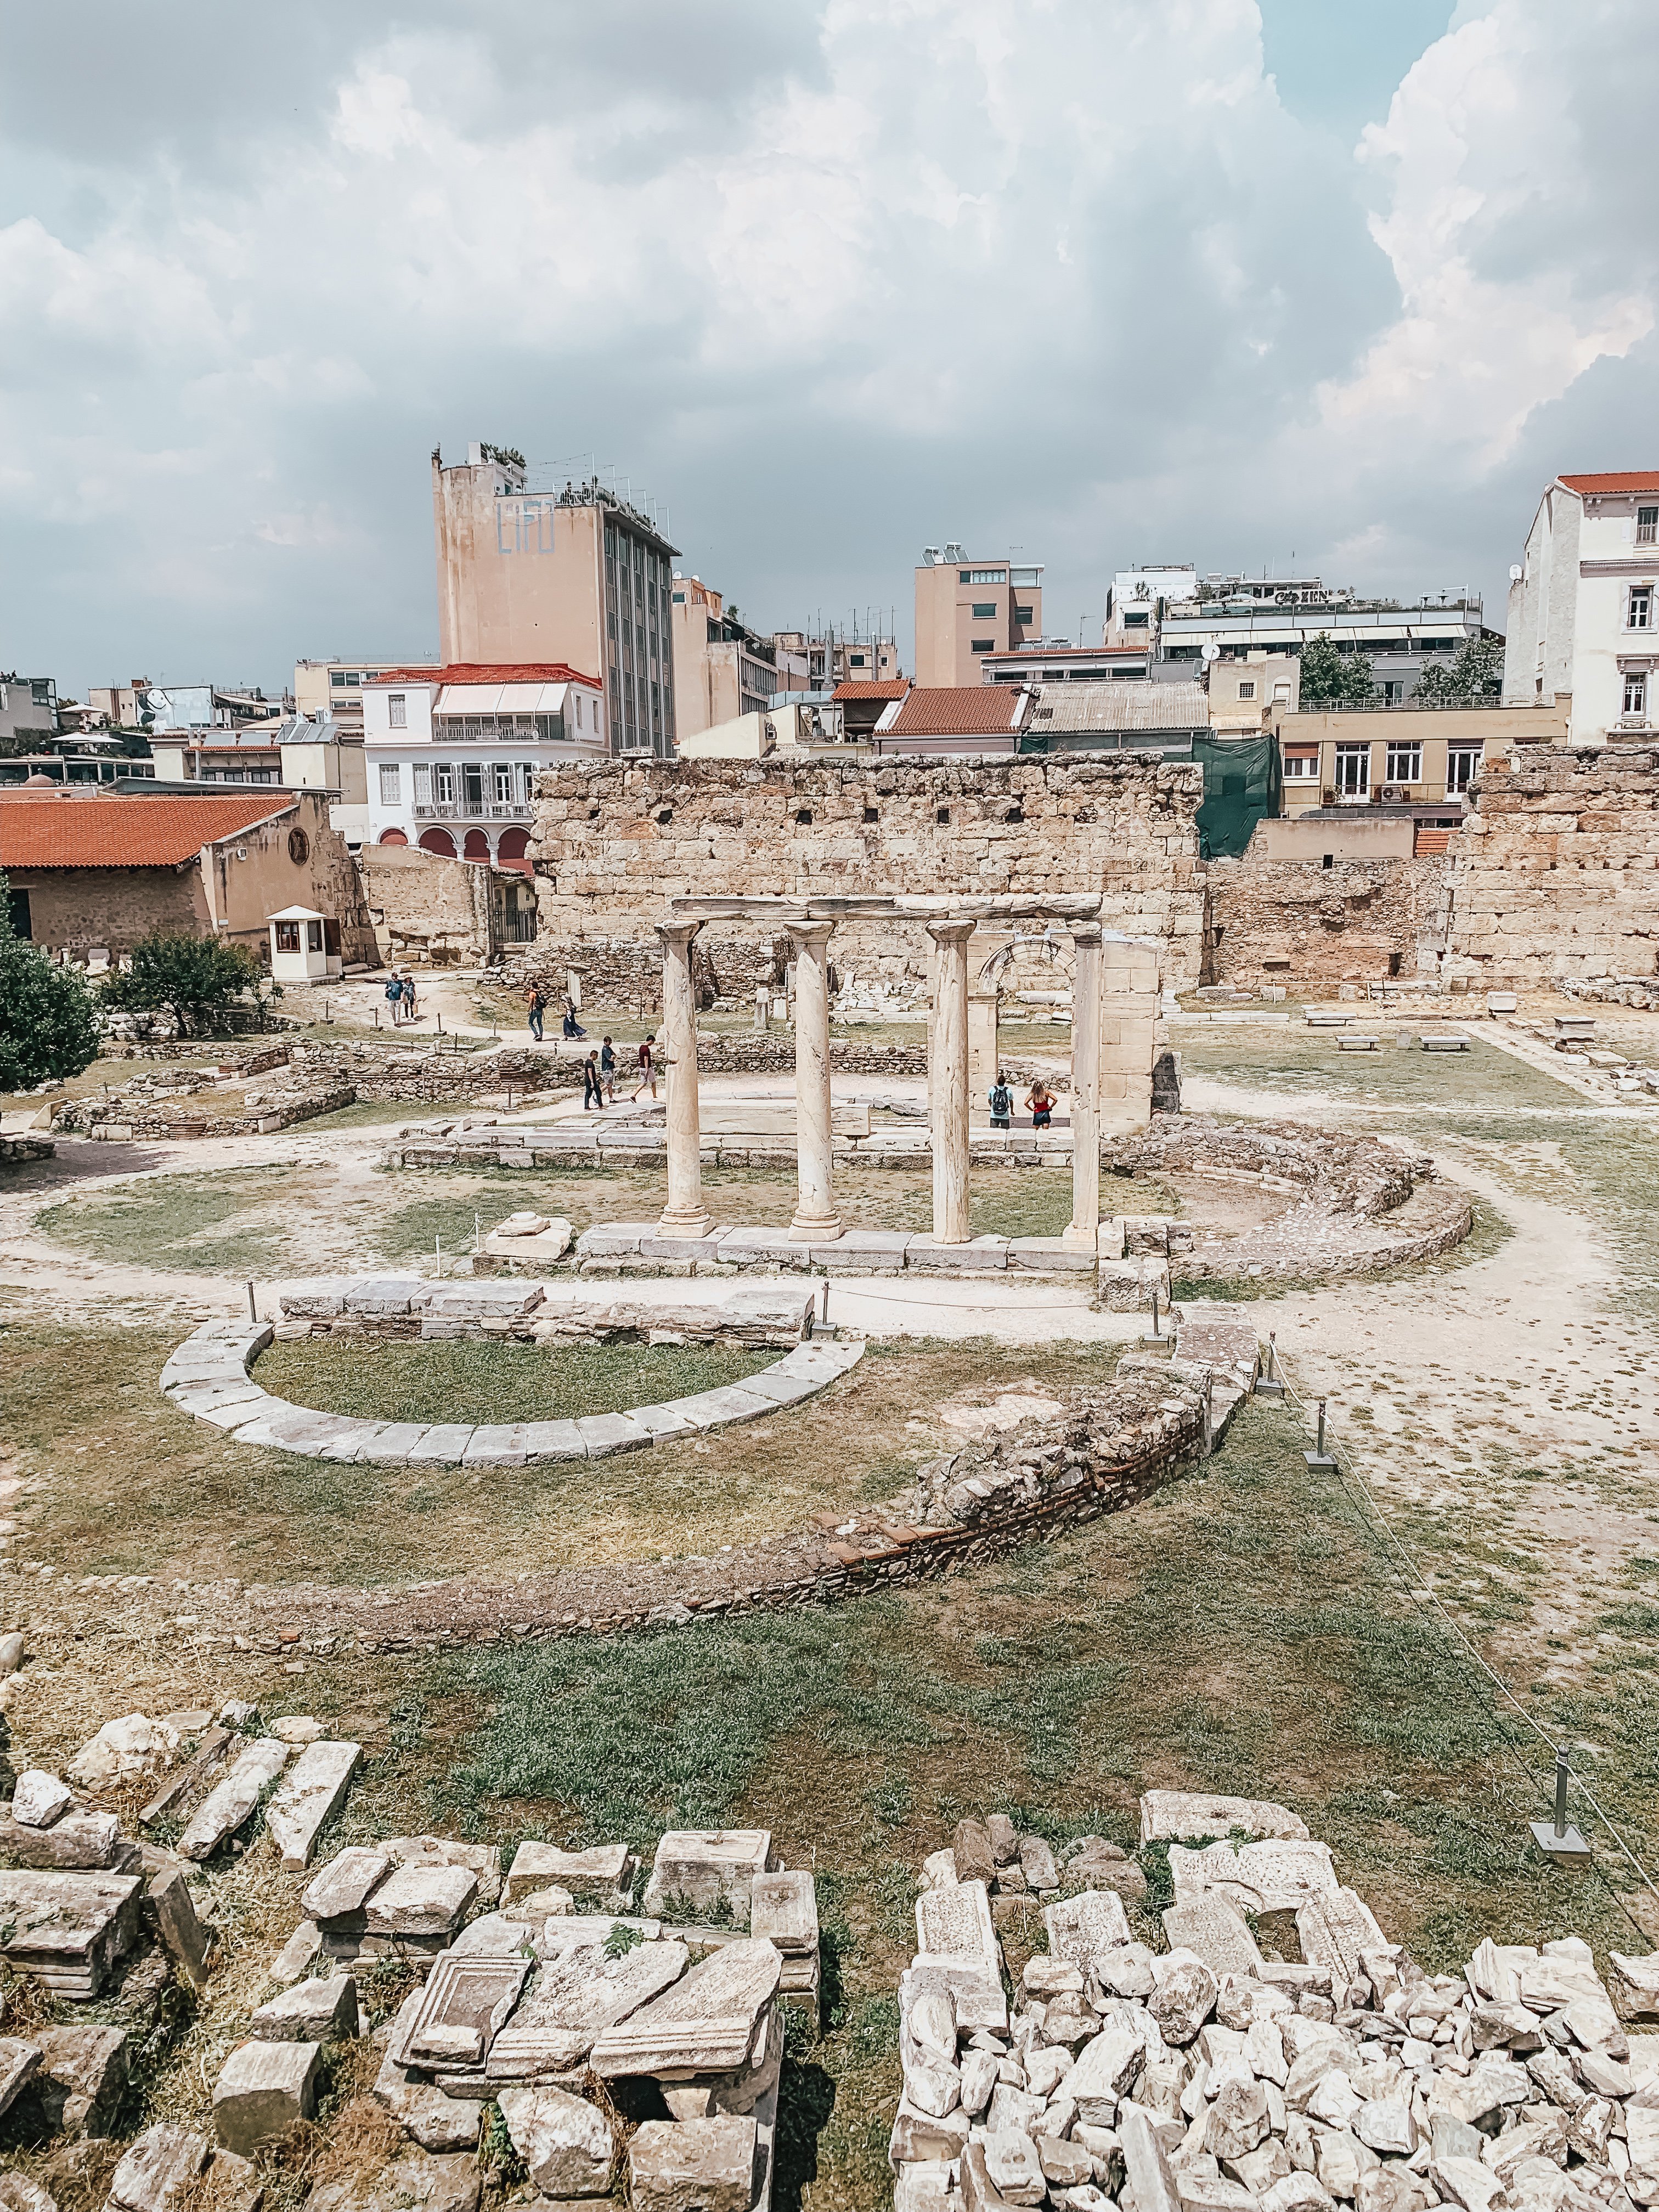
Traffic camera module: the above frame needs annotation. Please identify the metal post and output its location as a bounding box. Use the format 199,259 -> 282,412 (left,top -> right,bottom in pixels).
246,1279 -> 256,1323
1530,1745 -> 1590,1859
1142,1283 -> 1166,1347
1256,1328 -> 1285,1397
1304,1393 -> 1336,1470
435,1234 -> 442,1280
475,1211 -> 481,1254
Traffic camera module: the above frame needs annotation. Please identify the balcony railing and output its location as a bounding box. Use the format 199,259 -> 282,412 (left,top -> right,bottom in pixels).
411,800 -> 532,821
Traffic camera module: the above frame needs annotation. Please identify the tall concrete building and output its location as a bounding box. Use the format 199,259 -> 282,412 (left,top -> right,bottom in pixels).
431,444 -> 679,757
1504,470 -> 1659,741
670,575 -> 781,739
913,545 -> 1043,686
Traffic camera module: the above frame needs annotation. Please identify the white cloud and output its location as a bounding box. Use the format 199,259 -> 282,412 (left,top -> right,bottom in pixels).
3,0 -> 1659,689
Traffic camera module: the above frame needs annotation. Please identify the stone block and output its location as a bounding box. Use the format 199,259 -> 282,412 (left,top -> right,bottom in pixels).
307,2151 -> 480,2212
573,1412 -> 652,1458
303,1846 -> 391,1927
212,2039 -> 319,2154
589,1938 -> 781,2078
504,1841 -> 635,1906
364,1863 -> 478,1939
177,1739 -> 290,1861
486,1937 -> 688,2079
33,2022 -> 128,2135
403,1425 -> 478,1466
108,2122 -> 212,2212
147,1865 -> 215,1990
373,1992 -> 484,2153
750,1871 -> 817,1956
265,1740 -> 360,1872
518,1420 -> 589,1460
12,1771 -> 73,1828
629,2114 -> 757,2211
250,1972 -> 358,2043
497,2084 -> 614,2196
905,1235 -> 1009,1271
644,1830 -> 772,1921
0,1867 -> 144,1999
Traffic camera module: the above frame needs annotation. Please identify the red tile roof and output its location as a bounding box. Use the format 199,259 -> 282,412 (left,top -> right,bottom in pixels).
832,680 -> 910,701
0,794 -> 292,870
1560,472 -> 1659,495
364,662 -> 601,688
885,685 -> 1026,736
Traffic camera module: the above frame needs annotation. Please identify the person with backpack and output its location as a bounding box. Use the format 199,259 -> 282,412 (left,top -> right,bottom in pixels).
988,1070 -> 1013,1129
582,1051 -> 604,1110
401,972 -> 419,1022
633,1032 -> 658,1101
526,984 -> 546,1042
385,974 -> 403,1026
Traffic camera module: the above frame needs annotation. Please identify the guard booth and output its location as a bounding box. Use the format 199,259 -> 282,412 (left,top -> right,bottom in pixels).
267,904 -> 342,983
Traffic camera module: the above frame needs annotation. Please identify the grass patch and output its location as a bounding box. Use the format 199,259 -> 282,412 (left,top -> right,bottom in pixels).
36,1169 -> 332,1276
257,1336 -> 771,1427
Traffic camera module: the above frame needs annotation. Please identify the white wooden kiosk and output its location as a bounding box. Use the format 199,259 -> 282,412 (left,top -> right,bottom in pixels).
267,905 -> 341,984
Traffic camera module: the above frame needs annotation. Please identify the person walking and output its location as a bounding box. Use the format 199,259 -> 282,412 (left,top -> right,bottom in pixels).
385,974 -> 403,1026
1026,1077 -> 1054,1130
988,1070 -> 1013,1129
600,1035 -> 617,1102
526,984 -> 546,1042
562,995 -> 586,1040
582,1051 -> 604,1110
402,972 -> 420,1023
633,1032 -> 658,1101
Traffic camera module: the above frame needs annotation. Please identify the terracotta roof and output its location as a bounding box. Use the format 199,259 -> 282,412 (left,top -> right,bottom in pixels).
1559,472 -> 1659,496
364,662 -> 601,689
831,680 -> 910,701
0,793 -> 291,870
885,686 -> 1026,736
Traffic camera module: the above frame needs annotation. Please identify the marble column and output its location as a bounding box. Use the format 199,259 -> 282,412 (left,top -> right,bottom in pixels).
786,919 -> 842,1242
1065,924 -> 1102,1248
654,920 -> 712,1237
927,920 -> 974,1244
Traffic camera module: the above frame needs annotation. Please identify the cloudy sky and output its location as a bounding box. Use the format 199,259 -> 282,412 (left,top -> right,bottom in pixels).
4,0 -> 1657,696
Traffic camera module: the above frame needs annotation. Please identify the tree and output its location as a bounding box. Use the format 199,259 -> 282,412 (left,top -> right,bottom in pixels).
1412,633 -> 1505,706
0,875 -> 100,1091
100,933 -> 267,1037
1297,633 -> 1376,706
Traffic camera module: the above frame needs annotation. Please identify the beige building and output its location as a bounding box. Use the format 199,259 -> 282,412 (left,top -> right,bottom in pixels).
431,446 -> 678,757
294,661 -> 432,729
676,702 -> 855,760
1209,651 -> 1300,736
669,575 -> 781,739
914,546 -> 1043,685
772,628 -> 901,688
1277,703 -> 1567,815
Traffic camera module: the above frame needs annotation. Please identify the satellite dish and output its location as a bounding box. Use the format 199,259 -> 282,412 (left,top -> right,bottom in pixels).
1509,565 -> 1523,582
1201,642 -> 1221,662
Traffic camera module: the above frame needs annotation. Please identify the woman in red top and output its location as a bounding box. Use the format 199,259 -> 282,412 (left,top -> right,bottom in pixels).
1026,1079 -> 1054,1129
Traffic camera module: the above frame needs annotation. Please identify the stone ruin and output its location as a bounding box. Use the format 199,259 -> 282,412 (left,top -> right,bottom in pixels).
0,1697 -> 819,2212
889,1788 -> 1659,2212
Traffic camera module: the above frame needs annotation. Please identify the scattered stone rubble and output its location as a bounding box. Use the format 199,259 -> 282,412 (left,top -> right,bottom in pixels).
888,1788 -> 1659,2212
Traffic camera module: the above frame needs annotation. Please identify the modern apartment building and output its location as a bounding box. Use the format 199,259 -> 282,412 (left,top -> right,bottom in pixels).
363,662 -> 607,872
670,576 -> 781,740
431,445 -> 678,757
1503,471 -> 1659,741
0,674 -> 59,744
772,627 -> 901,689
980,641 -> 1153,685
294,661 -> 432,729
913,545 -> 1043,685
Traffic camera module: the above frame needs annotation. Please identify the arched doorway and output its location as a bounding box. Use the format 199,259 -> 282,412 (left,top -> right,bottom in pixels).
377,828 -> 408,847
462,829 -> 492,862
496,827 -> 532,877
419,828 -> 456,857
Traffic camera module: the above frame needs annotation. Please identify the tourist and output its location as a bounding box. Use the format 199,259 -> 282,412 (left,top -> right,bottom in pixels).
1026,1077 -> 1054,1129
401,972 -> 420,1023
988,1070 -> 1013,1129
582,1051 -> 603,1110
600,1035 -> 617,1101
561,1000 -> 586,1040
526,984 -> 546,1042
633,1032 -> 658,1101
385,974 -> 403,1026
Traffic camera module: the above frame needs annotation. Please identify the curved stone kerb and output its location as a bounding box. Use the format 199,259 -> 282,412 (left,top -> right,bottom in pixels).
159,1323 -> 863,1466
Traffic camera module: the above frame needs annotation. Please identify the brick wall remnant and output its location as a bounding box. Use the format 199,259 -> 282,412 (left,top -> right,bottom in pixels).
1444,744 -> 1659,983
526,754 -> 1208,988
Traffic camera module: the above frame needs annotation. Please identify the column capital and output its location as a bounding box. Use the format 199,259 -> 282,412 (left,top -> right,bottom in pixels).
783,918 -> 836,951
654,918 -> 703,949
924,918 -> 977,948
1070,923 -> 1104,949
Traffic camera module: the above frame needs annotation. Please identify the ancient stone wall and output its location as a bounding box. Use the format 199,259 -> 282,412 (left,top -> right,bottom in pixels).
1444,744 -> 1659,983
1206,848 -> 1447,986
358,844 -> 497,964
501,934 -> 781,1015
527,754 -> 1208,987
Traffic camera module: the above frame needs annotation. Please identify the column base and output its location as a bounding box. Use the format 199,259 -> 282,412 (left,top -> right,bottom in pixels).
1061,1222 -> 1100,1250
788,1214 -> 843,1243
655,1209 -> 715,1239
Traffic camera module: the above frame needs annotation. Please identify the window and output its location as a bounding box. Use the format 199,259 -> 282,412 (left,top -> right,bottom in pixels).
1385,743 -> 1423,783
1013,605 -> 1034,623
849,652 -> 866,667
433,763 -> 455,805
1335,745 -> 1370,799
1639,506 -> 1658,545
492,762 -> 515,802
388,693 -> 407,728
970,638 -> 995,653
1630,585 -> 1654,630
972,602 -> 998,619
1283,752 -> 1319,780
1625,670 -> 1649,718
306,919 -> 323,953
273,920 -> 301,953
1447,747 -> 1481,794
413,764 -> 431,805
1236,680 -> 1256,700
963,568 -> 1006,583
1272,683 -> 1291,702
1122,610 -> 1149,627
378,764 -> 400,803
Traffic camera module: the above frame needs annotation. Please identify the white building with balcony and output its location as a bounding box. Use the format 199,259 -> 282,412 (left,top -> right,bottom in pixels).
362,662 -> 606,872
1504,472 -> 1659,740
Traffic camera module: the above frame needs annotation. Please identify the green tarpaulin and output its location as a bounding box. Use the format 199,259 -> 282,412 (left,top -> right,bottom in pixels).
1193,735 -> 1282,859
